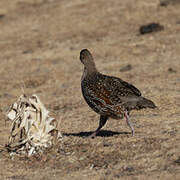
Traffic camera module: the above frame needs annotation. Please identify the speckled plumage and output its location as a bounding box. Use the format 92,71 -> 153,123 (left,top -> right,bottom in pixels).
80,49 -> 156,137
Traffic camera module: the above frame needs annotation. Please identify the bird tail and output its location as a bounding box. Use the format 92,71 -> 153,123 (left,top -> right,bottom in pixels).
137,97 -> 156,109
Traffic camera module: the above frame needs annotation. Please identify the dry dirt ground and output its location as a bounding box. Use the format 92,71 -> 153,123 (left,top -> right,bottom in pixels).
0,0 -> 180,179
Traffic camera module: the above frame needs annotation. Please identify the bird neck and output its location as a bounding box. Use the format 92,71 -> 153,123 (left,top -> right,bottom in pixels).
87,62 -> 97,72
82,65 -> 97,80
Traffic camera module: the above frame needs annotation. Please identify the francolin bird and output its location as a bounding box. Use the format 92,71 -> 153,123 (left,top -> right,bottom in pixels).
80,49 -> 156,138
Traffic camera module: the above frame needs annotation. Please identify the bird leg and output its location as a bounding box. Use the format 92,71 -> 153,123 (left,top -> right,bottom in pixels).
124,110 -> 134,136
90,115 -> 108,138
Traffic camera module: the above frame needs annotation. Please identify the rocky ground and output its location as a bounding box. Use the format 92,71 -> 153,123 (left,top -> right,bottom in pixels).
0,0 -> 180,179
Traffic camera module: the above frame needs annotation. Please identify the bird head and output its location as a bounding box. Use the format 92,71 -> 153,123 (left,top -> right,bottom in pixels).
80,49 -> 94,65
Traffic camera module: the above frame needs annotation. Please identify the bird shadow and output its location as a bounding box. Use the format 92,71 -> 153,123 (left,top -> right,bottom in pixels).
63,130 -> 130,138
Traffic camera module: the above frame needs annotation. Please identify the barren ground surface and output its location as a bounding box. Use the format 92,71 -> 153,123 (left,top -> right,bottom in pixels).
0,0 -> 180,179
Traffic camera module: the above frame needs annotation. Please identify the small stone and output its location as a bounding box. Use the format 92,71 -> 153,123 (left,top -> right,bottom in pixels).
120,64 -> 132,72
168,68 -> 177,73
174,157 -> 180,165
139,23 -> 164,35
0,14 -> 5,19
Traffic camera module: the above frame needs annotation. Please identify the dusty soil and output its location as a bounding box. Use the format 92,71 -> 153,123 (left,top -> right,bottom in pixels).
0,0 -> 180,179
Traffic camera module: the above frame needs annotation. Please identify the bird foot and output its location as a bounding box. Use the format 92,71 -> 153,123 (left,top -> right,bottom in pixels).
131,128 -> 135,136
124,110 -> 135,136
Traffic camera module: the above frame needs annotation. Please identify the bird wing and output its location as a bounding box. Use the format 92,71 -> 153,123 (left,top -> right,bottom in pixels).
103,74 -> 141,97
82,73 -> 142,115
83,83 -> 123,116
114,78 -> 141,96
84,74 -> 141,104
